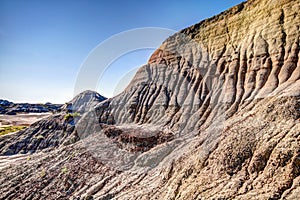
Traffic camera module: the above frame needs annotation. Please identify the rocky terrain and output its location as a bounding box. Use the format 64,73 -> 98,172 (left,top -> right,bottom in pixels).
0,0 -> 299,199
0,99 -> 62,115
0,90 -> 106,155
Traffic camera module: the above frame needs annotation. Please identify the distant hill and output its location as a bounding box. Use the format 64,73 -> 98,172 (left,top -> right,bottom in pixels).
0,99 -> 62,115
0,90 -> 107,115
61,90 -> 107,113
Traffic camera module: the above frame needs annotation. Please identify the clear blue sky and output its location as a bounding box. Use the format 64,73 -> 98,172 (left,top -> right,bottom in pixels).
0,0 -> 244,103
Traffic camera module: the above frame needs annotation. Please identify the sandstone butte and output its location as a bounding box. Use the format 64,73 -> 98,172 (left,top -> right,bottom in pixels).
0,0 -> 299,199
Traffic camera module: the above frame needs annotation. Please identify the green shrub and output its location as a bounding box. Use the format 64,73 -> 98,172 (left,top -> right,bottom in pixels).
64,112 -> 81,121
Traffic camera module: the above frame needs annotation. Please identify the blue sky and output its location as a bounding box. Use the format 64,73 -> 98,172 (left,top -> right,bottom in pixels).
0,0 -> 244,103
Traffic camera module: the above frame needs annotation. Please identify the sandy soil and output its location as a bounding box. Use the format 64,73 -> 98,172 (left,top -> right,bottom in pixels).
0,113 -> 51,127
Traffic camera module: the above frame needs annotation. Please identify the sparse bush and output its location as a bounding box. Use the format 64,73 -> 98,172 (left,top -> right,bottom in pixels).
61,166 -> 68,173
36,135 -> 45,140
40,168 -> 46,177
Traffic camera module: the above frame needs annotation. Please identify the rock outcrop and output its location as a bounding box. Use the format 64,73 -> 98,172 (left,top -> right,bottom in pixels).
0,0 -> 299,199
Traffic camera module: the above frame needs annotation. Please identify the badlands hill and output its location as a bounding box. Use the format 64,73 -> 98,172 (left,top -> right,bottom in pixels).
0,0 -> 299,199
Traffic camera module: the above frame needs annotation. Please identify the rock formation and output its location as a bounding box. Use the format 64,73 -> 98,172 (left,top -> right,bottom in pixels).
0,0 -> 299,199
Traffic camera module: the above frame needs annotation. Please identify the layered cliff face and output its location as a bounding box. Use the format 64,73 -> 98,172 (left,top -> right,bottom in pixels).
0,0 -> 299,199
93,0 -> 299,132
